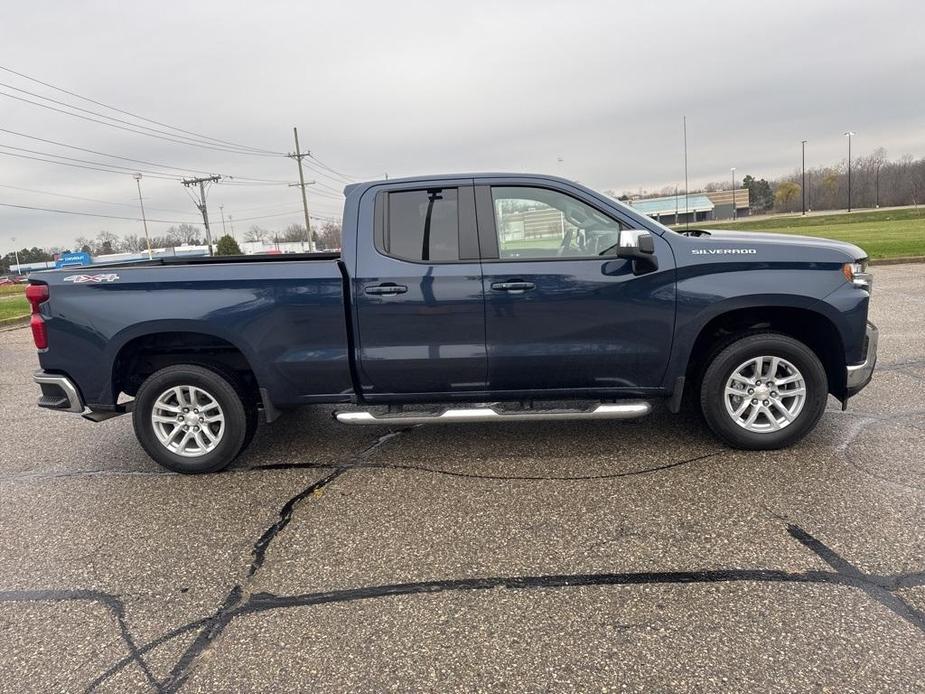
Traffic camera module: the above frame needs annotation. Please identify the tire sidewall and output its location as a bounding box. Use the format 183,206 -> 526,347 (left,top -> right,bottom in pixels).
133,365 -> 248,473
701,334 -> 828,450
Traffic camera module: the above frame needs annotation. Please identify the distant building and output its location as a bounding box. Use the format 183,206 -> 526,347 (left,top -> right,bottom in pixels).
705,189 -> 750,220
629,193 -> 715,226
627,189 -> 750,225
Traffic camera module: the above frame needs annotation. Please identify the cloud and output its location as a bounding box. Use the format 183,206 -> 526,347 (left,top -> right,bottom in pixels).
1,0 -> 922,250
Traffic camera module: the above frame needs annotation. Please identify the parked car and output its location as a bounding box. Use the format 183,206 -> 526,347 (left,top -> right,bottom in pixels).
28,173 -> 876,472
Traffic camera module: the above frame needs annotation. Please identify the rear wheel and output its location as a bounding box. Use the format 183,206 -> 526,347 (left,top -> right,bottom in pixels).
133,364 -> 251,473
700,333 -> 828,450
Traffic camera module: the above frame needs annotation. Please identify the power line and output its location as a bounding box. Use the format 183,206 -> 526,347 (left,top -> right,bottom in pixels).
306,153 -> 360,182
0,142 -> 298,188
0,142 -> 202,179
0,148 -> 178,179
0,200 -> 198,224
0,127 -> 233,177
0,200 -> 330,225
0,63 -> 285,155
0,77 -> 283,157
0,182 -> 199,216
0,88 -> 283,158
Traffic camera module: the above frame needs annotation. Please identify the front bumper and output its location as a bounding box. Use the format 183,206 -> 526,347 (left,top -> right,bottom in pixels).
845,321 -> 878,396
34,371 -> 85,413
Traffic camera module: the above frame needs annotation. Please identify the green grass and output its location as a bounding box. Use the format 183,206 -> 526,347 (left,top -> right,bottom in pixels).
680,208 -> 925,260
0,295 -> 28,321
0,283 -> 25,297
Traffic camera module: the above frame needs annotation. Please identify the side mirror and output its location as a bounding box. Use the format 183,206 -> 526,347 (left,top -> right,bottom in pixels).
617,229 -> 658,274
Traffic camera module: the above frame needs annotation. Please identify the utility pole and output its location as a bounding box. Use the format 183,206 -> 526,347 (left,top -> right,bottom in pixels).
181,175 -> 222,256
875,161 -> 881,208
288,127 -> 316,252
801,140 -> 807,216
731,167 -> 736,220
844,131 -> 855,212
219,204 -> 227,237
133,174 -> 153,259
228,215 -> 236,241
683,116 -> 689,229
11,236 -> 21,275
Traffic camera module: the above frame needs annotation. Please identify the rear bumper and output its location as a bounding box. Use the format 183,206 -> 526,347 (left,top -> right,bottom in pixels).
845,321 -> 878,396
34,371 -> 85,413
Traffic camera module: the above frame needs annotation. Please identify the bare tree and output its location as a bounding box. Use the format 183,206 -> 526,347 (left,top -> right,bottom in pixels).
319,222 -> 342,250
96,230 -> 120,255
281,223 -> 309,242
165,223 -> 202,245
244,225 -> 268,242
119,234 -> 145,253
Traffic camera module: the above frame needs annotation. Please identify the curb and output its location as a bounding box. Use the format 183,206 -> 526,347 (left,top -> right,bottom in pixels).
869,256 -> 925,266
0,316 -> 29,331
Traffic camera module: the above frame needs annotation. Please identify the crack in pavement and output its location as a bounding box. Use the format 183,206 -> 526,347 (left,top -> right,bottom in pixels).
155,427 -> 412,693
0,589 -> 160,690
247,468 -> 345,579
79,524 -> 925,693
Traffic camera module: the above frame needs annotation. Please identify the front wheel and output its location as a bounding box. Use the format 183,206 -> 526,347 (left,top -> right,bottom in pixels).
132,364 -> 252,473
700,333 -> 828,450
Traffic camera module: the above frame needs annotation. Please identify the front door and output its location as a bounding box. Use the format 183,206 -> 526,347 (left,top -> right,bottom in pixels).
353,183 -> 487,397
476,181 -> 675,393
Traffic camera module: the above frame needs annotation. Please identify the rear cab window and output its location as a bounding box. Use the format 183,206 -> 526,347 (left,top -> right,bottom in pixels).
375,188 -> 460,262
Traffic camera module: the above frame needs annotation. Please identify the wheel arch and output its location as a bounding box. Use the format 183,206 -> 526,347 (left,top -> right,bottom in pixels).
108,321 -> 266,406
681,302 -> 847,400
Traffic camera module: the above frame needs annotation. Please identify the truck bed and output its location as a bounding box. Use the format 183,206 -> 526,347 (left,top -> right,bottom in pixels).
34,255 -> 354,410
72,251 -> 341,270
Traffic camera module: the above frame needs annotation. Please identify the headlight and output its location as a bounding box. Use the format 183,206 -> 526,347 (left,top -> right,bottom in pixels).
843,261 -> 872,291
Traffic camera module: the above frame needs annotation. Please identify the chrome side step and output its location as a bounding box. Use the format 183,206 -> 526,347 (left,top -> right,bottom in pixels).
335,402 -> 651,425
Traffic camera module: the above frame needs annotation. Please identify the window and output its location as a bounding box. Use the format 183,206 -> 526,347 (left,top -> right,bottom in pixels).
382,188 -> 459,262
491,186 -> 625,259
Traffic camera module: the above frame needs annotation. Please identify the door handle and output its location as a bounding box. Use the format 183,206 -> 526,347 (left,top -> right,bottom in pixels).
491,281 -> 535,293
365,284 -> 408,296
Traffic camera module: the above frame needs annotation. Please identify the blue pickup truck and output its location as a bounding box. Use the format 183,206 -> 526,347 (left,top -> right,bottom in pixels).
28,173 -> 877,473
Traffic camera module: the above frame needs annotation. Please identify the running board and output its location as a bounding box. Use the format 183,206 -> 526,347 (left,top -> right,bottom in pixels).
334,402 -> 651,425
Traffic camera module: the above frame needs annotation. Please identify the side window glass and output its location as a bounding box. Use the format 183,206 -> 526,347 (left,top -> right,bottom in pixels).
385,188 -> 459,262
491,186 -> 625,259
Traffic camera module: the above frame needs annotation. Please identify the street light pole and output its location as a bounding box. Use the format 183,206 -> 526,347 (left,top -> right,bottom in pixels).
731,167 -> 736,220
11,236 -> 21,275
844,131 -> 855,212
801,140 -> 807,215
875,162 -> 881,208
133,174 -> 153,259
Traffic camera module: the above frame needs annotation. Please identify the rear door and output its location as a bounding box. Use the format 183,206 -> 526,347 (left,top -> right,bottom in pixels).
475,179 -> 676,393
353,181 -> 487,397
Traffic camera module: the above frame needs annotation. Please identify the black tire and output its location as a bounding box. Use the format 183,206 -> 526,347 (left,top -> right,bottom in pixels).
699,333 -> 828,450
133,364 -> 251,473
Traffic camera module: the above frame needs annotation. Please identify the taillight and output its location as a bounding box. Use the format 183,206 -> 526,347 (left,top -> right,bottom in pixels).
25,283 -> 49,350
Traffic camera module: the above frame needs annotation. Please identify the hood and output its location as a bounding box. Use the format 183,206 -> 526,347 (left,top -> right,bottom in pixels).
688,229 -> 867,261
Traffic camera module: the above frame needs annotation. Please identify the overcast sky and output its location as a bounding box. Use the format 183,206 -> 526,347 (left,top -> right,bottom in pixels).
1,0 -> 923,253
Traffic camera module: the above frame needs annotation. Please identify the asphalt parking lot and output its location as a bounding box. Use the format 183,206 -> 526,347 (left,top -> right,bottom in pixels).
1,264 -> 923,693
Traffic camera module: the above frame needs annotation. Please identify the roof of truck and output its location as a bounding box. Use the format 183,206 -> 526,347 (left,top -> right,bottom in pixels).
343,172 -> 581,197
